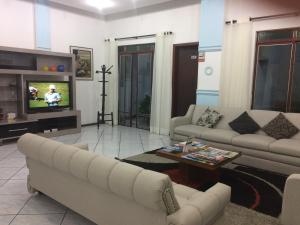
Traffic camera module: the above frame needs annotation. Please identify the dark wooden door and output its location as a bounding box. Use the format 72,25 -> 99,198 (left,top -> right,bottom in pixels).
172,43 -> 199,117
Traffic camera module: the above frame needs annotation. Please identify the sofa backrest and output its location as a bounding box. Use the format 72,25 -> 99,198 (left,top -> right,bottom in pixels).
191,105 -> 300,139
191,105 -> 244,130
17,133 -> 179,215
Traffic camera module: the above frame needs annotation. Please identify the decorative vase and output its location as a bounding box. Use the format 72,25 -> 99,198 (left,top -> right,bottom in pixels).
42,65 -> 49,71
57,65 -> 65,72
49,65 -> 57,72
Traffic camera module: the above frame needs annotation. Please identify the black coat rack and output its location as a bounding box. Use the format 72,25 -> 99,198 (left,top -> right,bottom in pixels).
96,65 -> 114,129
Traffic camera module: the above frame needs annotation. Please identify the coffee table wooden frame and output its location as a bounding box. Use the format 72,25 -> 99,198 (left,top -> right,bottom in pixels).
156,149 -> 241,171
156,147 -> 241,185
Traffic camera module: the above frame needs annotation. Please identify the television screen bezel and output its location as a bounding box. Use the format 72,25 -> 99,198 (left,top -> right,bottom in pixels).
26,80 -> 72,113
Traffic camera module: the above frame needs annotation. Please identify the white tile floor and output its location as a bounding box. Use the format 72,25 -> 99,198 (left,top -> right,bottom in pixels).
0,125 -> 171,225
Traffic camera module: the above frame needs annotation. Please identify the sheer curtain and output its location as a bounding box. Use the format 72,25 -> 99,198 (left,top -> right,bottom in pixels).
220,23 -> 253,109
150,32 -> 174,135
104,39 -> 118,125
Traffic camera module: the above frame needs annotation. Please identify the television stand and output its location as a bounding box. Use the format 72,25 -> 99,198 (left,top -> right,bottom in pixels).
0,110 -> 81,144
0,45 -> 81,144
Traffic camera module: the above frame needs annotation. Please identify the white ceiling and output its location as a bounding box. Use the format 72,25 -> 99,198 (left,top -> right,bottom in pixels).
49,0 -> 178,15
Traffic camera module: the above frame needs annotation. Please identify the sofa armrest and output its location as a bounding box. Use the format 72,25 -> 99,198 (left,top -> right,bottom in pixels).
167,205 -> 203,225
167,183 -> 230,225
170,105 -> 195,139
281,174 -> 300,225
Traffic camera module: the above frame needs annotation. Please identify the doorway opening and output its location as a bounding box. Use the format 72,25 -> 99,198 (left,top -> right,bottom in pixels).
118,43 -> 155,130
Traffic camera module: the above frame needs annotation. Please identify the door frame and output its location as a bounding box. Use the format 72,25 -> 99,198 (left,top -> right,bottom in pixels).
172,42 -> 199,117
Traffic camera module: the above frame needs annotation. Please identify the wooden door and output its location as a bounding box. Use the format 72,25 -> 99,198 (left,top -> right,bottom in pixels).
172,43 -> 199,117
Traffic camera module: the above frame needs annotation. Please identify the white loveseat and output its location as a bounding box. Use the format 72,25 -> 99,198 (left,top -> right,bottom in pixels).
170,105 -> 300,175
17,133 -> 231,225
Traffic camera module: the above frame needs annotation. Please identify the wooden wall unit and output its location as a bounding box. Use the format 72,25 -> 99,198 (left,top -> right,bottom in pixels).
0,46 -> 81,144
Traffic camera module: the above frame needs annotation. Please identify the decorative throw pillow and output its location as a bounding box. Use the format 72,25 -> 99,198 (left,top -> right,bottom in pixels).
262,113 -> 299,139
229,112 -> 260,134
197,107 -> 222,128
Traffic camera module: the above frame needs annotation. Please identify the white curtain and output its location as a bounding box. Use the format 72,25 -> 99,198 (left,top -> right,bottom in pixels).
150,32 -> 174,135
220,23 -> 253,109
104,39 -> 118,125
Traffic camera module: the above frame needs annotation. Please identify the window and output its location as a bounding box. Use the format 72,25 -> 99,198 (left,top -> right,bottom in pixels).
252,28 -> 300,112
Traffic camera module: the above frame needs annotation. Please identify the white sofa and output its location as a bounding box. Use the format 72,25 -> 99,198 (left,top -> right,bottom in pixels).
17,133 -> 231,225
281,174 -> 300,225
170,105 -> 300,175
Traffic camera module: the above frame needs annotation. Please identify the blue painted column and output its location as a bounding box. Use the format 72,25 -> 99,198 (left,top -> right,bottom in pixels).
196,0 -> 224,106
35,0 -> 51,50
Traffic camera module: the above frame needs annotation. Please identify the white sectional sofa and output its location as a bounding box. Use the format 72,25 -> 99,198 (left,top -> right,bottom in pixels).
17,133 -> 231,225
170,105 -> 300,175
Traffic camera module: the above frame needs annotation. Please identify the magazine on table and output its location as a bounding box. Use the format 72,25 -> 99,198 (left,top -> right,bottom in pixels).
160,145 -> 183,153
160,139 -> 207,154
181,146 -> 239,165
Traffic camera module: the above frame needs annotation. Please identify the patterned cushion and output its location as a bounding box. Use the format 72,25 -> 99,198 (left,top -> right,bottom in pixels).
262,113 -> 299,139
197,107 -> 222,128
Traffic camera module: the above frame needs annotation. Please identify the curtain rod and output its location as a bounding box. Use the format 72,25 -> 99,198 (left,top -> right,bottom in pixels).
104,31 -> 173,42
249,12 -> 300,22
115,34 -> 156,41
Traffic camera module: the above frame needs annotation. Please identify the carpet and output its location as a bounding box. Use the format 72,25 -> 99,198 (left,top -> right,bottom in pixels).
217,203 -> 280,225
122,150 -> 287,218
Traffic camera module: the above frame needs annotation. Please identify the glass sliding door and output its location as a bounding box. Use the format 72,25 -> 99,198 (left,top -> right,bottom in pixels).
253,44 -> 292,111
118,44 -> 154,130
252,28 -> 300,113
291,43 -> 300,112
137,53 -> 153,130
118,55 -> 132,127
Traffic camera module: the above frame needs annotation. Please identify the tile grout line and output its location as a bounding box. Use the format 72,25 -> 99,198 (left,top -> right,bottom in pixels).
8,194 -> 33,225
2,212 -> 67,216
0,149 -> 19,164
117,129 -> 122,159
59,209 -> 69,225
138,131 -> 145,153
93,128 -> 105,153
6,166 -> 26,181
72,134 -> 82,145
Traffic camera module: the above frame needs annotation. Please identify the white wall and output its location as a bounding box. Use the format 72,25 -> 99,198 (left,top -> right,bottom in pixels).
50,8 -> 106,125
0,0 -> 35,49
0,0 -> 106,125
106,1 -> 200,44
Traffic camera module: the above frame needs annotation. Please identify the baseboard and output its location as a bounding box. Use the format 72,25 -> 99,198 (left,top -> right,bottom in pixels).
81,123 -> 97,127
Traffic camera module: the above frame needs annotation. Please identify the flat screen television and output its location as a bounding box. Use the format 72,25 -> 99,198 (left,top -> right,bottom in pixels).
27,81 -> 71,113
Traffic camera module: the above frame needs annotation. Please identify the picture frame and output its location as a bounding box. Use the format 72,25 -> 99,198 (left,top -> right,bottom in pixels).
70,46 -> 94,80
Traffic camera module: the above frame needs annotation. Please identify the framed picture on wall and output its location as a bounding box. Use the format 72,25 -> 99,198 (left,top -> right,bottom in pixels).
70,46 -> 94,80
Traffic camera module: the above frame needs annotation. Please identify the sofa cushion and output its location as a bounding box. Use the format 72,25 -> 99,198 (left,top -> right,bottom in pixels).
232,134 -> 276,151
229,112 -> 260,134
201,129 -> 239,145
262,113 -> 299,139
197,108 -> 223,128
192,105 -> 208,125
284,113 -> 300,140
174,125 -> 210,138
270,139 -> 300,158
